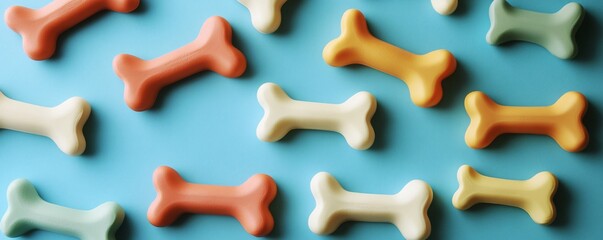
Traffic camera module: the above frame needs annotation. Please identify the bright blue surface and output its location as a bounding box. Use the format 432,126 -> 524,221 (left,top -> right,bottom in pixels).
0,0 -> 601,239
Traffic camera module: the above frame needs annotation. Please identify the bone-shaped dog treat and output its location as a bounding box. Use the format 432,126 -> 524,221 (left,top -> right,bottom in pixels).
486,0 -> 584,59
309,172 -> 432,240
147,166 -> 277,236
452,165 -> 558,224
113,16 -> 247,111
4,0 -> 140,60
256,82 -> 376,150
239,0 -> 286,34
465,91 -> 588,152
323,9 -> 456,108
431,0 -> 458,15
0,179 -> 125,239
0,91 -> 90,155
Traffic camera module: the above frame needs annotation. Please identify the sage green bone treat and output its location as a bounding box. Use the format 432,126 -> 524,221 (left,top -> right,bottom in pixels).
0,179 -> 124,240
486,0 -> 584,59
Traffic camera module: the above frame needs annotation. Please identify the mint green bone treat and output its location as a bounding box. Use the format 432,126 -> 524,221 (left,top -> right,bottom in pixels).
0,179 -> 124,240
486,0 -> 584,59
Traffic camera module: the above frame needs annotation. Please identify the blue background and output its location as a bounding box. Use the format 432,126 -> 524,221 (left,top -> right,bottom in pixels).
0,0 -> 601,239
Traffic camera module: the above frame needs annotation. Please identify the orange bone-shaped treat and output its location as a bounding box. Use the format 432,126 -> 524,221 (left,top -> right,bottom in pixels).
5,0 -> 140,60
323,9 -> 457,107
465,91 -> 588,152
147,166 -> 277,236
113,16 -> 247,111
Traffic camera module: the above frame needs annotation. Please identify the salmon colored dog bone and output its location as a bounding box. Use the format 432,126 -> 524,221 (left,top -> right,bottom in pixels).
256,82 -> 377,150
1,179 -> 125,239
465,91 -> 588,152
0,92 -> 90,155
113,16 -> 247,111
4,0 -> 140,60
148,166 -> 277,236
309,172 -> 433,240
323,9 -> 457,107
452,165 -> 558,224
487,0 -> 584,59
239,0 -> 286,34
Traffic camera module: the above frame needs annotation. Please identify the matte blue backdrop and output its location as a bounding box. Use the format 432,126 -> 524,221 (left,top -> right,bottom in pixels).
0,0 -> 601,239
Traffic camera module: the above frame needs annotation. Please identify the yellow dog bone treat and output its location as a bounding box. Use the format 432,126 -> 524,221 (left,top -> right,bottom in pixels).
323,9 -> 457,107
465,91 -> 588,152
452,165 -> 557,225
256,82 -> 376,150
238,0 -> 286,34
0,91 -> 90,155
309,172 -> 432,240
432,0 -> 458,15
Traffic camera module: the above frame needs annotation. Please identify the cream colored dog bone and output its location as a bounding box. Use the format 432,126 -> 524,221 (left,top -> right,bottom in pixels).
431,0 -> 458,15
0,92 -> 90,155
256,82 -> 376,150
452,165 -> 558,224
1,179 -> 125,239
309,172 -> 432,240
239,0 -> 286,33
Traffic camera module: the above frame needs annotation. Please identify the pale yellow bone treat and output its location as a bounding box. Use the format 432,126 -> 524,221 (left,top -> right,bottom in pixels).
256,82 -> 376,150
452,165 -> 558,224
238,0 -> 286,34
323,9 -> 456,107
0,92 -> 90,155
309,172 -> 432,240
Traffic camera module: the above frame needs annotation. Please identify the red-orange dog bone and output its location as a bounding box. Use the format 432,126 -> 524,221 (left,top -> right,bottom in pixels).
113,16 -> 247,111
5,0 -> 140,60
147,166 -> 277,236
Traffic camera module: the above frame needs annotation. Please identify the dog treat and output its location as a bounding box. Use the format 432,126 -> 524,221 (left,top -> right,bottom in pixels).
5,0 -> 140,60
452,165 -> 558,224
256,82 -> 376,150
309,172 -> 432,240
0,92 -> 90,155
487,0 -> 584,59
1,179 -> 124,239
147,166 -> 277,236
113,16 -> 247,111
323,9 -> 456,107
465,91 -> 588,152
432,0 -> 458,15
239,0 -> 286,33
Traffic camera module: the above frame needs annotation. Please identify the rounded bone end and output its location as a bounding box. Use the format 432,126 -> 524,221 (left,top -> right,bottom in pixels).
308,172 -> 344,235
1,179 -> 42,237
525,172 -> 558,225
431,0 -> 458,15
107,0 -> 141,13
452,165 -> 478,210
51,97 -> 91,156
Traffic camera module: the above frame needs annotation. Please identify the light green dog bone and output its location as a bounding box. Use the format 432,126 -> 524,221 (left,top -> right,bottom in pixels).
486,0 -> 584,59
0,179 -> 124,240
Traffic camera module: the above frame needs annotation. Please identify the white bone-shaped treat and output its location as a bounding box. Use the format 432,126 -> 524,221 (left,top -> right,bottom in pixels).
0,92 -> 90,155
238,0 -> 286,34
431,0 -> 458,15
452,165 -> 558,224
256,82 -> 376,150
1,179 -> 125,240
309,172 -> 432,240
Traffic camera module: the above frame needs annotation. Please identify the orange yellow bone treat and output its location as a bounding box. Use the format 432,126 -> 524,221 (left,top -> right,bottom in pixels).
323,9 -> 457,107
113,16 -> 247,111
147,166 -> 277,237
464,91 -> 588,152
5,0 -> 140,60
452,165 -> 558,225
